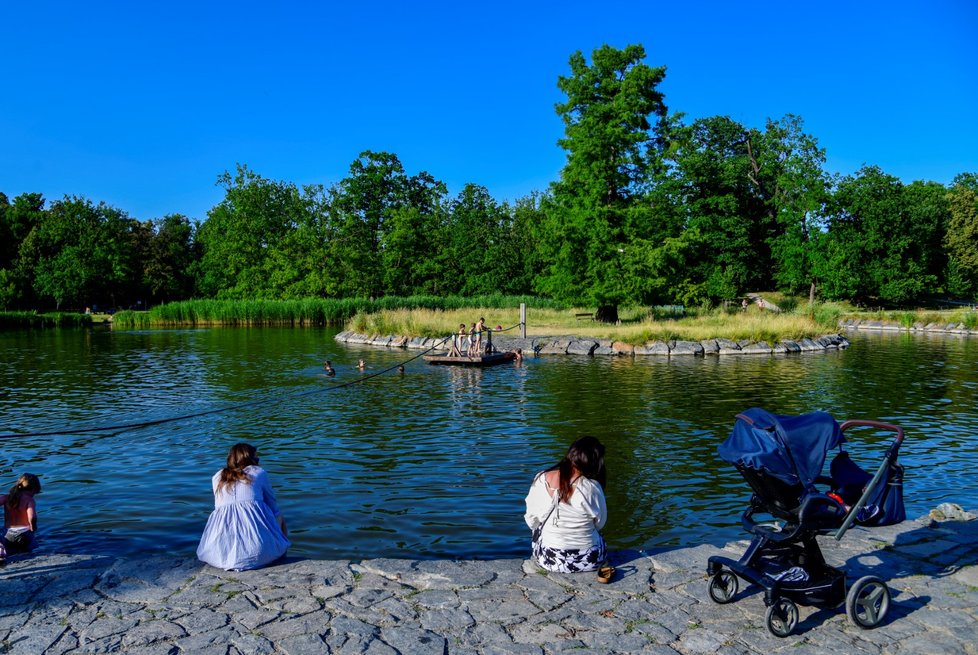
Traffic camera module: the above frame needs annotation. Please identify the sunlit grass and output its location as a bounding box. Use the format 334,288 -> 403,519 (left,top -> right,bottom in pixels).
346,305 -> 833,345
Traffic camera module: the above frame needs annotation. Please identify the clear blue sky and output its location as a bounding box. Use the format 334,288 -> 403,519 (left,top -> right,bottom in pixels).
2,1 -> 976,222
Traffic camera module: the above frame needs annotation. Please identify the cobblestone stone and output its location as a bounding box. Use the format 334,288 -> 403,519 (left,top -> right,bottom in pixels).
1,513 -> 976,653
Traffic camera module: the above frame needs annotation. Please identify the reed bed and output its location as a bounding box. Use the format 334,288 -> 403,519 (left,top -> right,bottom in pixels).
111,296 -> 567,328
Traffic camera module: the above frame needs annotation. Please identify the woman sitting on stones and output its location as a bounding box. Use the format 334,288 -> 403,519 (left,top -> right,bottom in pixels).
197,443 -> 290,571
524,436 -> 607,573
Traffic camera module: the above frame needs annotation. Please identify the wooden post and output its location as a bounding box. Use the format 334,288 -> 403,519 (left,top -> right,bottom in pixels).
520,303 -> 526,339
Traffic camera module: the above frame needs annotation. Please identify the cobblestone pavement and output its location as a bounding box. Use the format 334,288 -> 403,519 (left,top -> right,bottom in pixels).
1,513 -> 975,654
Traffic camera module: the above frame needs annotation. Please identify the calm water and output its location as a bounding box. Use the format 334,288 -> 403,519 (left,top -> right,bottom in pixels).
1,327 -> 975,560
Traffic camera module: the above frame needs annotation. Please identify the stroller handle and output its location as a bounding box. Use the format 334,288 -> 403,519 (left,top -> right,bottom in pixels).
839,419 -> 904,446
833,419 -> 904,541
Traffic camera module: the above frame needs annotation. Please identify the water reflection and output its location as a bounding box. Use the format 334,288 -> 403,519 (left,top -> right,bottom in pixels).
0,327 -> 975,560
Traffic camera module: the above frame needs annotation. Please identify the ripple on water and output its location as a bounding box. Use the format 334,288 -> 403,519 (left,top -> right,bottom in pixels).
0,328 -> 976,559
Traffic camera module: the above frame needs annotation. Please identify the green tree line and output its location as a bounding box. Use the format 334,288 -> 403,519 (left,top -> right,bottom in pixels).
2,44 -> 976,316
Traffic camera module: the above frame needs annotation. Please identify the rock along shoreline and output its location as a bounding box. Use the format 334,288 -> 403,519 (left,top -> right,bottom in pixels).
334,332 -> 851,357
2,510 -> 975,654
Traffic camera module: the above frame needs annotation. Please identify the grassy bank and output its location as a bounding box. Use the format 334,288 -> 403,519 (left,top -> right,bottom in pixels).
0,311 -> 93,328
346,303 -> 845,345
111,295 -> 567,328
841,307 -> 978,330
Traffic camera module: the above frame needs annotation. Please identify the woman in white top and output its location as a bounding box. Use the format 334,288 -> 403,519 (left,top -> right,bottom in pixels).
524,436 -> 607,572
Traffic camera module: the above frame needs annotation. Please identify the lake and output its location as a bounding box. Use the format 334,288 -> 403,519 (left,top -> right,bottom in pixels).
1,326 -> 975,560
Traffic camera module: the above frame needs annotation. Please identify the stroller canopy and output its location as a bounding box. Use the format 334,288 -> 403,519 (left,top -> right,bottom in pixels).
718,407 -> 844,488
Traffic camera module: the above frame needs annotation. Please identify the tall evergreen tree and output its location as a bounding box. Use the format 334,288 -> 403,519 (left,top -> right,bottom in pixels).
537,44 -> 669,321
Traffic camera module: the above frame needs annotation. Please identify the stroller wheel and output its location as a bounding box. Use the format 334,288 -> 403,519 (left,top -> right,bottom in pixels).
708,570 -> 738,604
765,598 -> 799,638
846,576 -> 890,629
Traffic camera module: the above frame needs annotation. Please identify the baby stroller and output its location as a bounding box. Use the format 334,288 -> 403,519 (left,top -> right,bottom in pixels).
706,407 -> 906,637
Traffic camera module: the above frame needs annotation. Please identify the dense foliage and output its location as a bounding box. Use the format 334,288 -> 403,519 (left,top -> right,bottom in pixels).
1,44 -> 975,315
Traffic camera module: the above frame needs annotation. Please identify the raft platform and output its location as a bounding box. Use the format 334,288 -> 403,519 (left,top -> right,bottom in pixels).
423,351 -> 516,367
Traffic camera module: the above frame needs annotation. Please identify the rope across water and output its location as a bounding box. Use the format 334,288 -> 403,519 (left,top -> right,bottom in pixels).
0,323 -> 524,440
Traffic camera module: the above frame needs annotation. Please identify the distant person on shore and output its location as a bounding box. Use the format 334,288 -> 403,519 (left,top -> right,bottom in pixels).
323,360 -> 335,376
1,473 -> 42,558
197,443 -> 290,571
466,323 -> 477,356
524,437 -> 607,573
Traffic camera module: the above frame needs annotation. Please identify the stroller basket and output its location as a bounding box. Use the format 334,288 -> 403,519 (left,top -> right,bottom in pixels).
706,408 -> 906,637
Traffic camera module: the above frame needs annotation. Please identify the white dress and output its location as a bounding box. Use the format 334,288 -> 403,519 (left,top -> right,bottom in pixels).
196,465 -> 290,571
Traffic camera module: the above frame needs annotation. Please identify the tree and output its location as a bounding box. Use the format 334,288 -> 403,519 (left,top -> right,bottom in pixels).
747,115 -> 830,301
657,115 -> 768,304
143,214 -> 197,302
945,173 -> 978,297
817,167 -> 945,305
0,192 -> 46,309
196,165 -> 313,299
537,44 -> 669,321
19,196 -> 137,310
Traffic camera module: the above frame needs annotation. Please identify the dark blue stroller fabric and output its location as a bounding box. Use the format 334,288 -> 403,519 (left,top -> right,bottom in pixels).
833,451 -> 906,526
718,407 -> 844,489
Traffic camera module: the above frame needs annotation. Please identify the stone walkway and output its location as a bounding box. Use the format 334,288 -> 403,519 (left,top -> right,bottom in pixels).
1,513 -> 976,655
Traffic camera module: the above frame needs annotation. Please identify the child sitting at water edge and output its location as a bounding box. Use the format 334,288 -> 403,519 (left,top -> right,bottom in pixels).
197,443 -> 290,571
524,437 -> 608,574
1,473 -> 42,559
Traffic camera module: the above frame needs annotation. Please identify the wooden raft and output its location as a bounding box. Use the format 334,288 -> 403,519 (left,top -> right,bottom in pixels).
423,351 -> 516,367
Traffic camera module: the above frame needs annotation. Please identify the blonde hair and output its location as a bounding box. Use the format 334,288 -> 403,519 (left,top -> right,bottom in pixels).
5,473 -> 41,510
217,443 -> 259,494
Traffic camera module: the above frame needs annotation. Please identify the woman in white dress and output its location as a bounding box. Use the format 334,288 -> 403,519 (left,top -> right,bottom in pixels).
524,436 -> 607,572
197,443 -> 290,571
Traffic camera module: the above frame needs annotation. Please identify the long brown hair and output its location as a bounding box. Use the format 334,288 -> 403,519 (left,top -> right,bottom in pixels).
217,443 -> 259,494
549,436 -> 606,503
5,473 -> 41,510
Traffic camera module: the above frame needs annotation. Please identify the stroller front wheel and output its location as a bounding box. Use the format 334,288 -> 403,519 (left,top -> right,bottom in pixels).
708,570 -> 738,604
765,598 -> 799,637
846,576 -> 890,628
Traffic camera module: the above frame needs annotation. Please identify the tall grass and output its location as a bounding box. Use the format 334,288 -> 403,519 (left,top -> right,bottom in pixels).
0,311 -> 93,328
111,296 -> 568,327
841,307 -> 978,329
344,305 -> 834,345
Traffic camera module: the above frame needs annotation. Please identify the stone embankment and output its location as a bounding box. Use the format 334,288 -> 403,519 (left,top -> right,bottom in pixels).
840,319 -> 977,336
334,332 -> 851,357
2,510 -> 975,654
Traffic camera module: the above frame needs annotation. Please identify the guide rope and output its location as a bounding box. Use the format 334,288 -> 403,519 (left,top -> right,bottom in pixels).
0,322 -> 524,440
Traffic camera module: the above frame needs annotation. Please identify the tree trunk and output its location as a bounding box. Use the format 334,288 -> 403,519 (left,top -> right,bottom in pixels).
809,281 -> 816,304
595,304 -> 619,323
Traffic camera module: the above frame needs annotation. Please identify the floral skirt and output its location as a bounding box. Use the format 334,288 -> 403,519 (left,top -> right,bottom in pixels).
532,533 -> 606,573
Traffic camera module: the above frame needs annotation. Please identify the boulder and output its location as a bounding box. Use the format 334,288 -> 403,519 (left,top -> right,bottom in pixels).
634,341 -> 670,356
716,338 -> 741,354
670,341 -> 703,356
929,503 -> 977,522
612,341 -> 635,355
537,338 -> 572,355
700,339 -> 719,355
567,339 -> 598,356
741,341 -> 773,354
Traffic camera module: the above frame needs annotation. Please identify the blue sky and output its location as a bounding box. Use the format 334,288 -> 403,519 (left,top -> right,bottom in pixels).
2,1 -> 976,222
